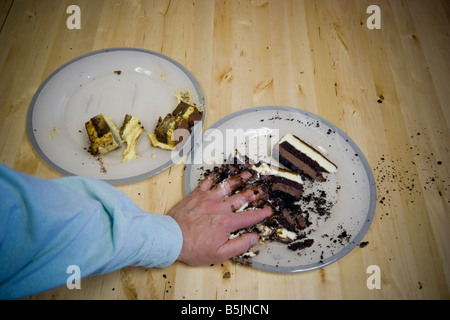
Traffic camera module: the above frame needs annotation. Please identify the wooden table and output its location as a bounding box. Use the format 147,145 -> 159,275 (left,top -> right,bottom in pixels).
1,0 -> 449,300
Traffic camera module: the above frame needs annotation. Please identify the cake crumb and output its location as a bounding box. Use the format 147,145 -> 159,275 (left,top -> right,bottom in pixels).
48,126 -> 59,138
359,241 -> 369,248
96,156 -> 107,174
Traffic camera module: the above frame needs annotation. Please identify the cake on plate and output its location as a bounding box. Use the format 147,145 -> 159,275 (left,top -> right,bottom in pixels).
85,113 -> 143,162
197,133 -> 338,260
202,156 -> 314,253
149,99 -> 203,151
120,114 -> 144,162
274,133 -> 337,181
85,114 -> 123,156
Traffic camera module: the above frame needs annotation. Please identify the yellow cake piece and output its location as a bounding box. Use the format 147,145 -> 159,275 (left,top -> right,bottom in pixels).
120,114 -> 144,162
149,99 -> 203,151
85,114 -> 122,156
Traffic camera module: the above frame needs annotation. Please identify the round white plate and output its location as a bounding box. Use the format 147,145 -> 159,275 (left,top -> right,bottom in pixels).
184,106 -> 376,273
27,48 -> 204,184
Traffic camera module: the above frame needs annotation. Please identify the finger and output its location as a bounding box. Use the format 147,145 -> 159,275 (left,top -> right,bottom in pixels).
226,187 -> 265,212
230,206 -> 273,231
216,233 -> 260,261
212,171 -> 252,198
196,175 -> 214,192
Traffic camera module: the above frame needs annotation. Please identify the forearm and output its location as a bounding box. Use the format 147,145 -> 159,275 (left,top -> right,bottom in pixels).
0,165 -> 182,299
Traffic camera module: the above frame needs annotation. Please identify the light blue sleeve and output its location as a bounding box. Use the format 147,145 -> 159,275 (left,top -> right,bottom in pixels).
0,164 -> 183,299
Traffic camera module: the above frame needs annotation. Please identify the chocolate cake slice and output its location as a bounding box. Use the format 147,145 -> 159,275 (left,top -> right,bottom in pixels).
274,134 -> 337,181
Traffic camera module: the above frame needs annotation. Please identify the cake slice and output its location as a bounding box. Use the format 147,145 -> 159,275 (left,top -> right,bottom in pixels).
171,101 -> 203,127
274,134 -> 337,181
85,114 -> 123,156
148,114 -> 190,151
120,114 -> 144,162
149,99 -> 203,151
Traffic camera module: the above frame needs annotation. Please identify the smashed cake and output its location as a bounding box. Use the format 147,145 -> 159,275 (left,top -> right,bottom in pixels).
198,134 -> 338,261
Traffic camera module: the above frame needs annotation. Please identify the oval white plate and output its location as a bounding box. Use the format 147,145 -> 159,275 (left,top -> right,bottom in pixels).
27,48 -> 204,184
184,106 -> 376,273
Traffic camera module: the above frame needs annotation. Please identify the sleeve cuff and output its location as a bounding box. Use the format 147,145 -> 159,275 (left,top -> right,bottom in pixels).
138,214 -> 183,269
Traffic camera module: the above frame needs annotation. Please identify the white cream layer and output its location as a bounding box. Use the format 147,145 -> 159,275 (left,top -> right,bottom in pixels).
251,163 -> 304,184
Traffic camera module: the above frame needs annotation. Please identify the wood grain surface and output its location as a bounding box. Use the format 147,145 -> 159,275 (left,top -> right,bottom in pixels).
0,0 -> 449,299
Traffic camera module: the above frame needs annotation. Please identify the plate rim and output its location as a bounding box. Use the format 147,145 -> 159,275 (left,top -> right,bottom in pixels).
184,105 -> 376,273
27,47 -> 205,184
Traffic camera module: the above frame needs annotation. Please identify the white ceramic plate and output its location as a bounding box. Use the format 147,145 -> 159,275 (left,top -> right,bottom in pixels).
184,106 -> 376,273
27,48 -> 204,184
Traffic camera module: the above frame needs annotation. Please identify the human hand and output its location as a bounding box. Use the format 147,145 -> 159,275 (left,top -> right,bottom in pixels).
167,171 -> 272,266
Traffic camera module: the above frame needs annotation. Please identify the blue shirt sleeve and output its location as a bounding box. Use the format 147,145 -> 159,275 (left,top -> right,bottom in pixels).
0,164 -> 183,299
